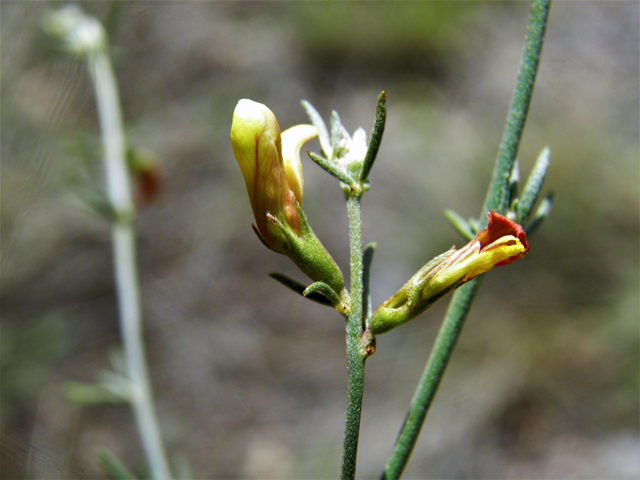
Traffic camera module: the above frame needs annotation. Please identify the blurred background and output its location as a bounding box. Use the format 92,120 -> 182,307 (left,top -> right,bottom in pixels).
2,1 -> 638,478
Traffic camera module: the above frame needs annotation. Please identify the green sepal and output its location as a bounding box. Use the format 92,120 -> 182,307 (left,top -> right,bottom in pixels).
268,202 -> 346,297
307,151 -> 355,186
367,250 -> 457,334
268,273 -> 334,307
518,147 -> 550,225
525,191 -> 553,236
301,100 -> 332,158
304,281 -> 345,311
97,449 -> 138,480
360,91 -> 387,182
443,209 -> 475,240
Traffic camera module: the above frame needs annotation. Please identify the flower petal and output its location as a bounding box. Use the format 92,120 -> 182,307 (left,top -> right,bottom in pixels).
281,124 -> 318,205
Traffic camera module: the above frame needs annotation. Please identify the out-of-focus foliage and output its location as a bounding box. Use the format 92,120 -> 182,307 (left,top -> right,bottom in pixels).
1,2 -> 638,478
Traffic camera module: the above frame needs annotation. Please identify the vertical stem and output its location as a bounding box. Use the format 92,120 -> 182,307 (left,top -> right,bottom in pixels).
382,1 -> 551,478
341,194 -> 367,480
89,51 -> 171,480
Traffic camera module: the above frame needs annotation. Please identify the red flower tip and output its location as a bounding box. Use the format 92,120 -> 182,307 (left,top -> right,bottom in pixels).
475,210 -> 528,266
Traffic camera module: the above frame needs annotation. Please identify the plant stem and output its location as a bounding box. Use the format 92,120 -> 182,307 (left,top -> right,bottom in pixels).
89,50 -> 171,480
341,193 -> 367,480
381,279 -> 481,479
482,0 -> 551,215
382,1 -> 550,478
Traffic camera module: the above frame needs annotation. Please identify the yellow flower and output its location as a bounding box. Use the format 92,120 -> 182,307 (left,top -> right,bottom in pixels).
231,99 -> 317,252
368,211 -> 529,334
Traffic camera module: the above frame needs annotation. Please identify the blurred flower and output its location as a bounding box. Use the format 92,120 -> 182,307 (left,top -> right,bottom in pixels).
126,146 -> 162,209
42,5 -> 106,55
369,211 -> 528,334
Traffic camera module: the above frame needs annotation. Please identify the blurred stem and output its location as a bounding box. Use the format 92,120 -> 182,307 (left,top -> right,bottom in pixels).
341,193 -> 367,480
382,1 -> 550,478
89,49 -> 171,480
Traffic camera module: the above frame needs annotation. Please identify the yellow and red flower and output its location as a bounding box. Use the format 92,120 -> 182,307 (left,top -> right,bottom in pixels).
368,211 -> 528,334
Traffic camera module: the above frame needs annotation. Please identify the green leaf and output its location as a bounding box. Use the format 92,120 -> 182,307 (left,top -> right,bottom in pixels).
362,242 -> 377,321
268,273 -> 334,307
64,380 -> 128,405
360,91 -> 387,182
518,147 -> 550,224
172,453 -> 192,480
443,209 -> 475,240
508,159 -> 520,207
307,151 -> 355,186
303,281 -> 344,310
525,192 -> 553,236
330,110 -> 351,159
301,100 -> 332,158
97,449 -> 138,480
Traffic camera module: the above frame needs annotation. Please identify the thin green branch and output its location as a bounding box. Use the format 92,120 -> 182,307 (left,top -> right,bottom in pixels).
382,279 -> 482,479
482,0 -> 551,216
382,1 -> 551,478
341,194 -> 367,480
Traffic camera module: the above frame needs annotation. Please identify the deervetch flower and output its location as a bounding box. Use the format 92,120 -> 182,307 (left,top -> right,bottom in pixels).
231,99 -> 346,298
368,211 -> 528,334
231,99 -> 317,252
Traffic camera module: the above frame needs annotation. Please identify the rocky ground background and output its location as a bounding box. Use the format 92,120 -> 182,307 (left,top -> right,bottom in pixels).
2,2 -> 638,478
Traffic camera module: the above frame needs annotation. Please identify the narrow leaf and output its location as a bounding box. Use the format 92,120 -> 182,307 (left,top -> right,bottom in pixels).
301,100 -> 332,158
443,209 -> 475,240
508,159 -> 520,207
362,242 -> 377,321
303,281 -> 343,309
330,110 -> 351,158
360,91 -> 387,182
518,147 -> 550,224
269,272 -> 334,307
63,381 -> 129,405
97,449 -> 138,480
525,192 -> 553,236
307,151 -> 355,186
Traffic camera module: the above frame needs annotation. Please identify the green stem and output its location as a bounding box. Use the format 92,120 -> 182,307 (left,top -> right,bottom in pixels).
382,279 -> 482,479
341,193 -> 367,480
482,0 -> 551,215
89,49 -> 171,480
382,1 -> 550,478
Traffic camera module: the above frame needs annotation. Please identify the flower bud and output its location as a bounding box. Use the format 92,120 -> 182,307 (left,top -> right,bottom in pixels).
231,99 -> 302,251
368,211 -> 528,334
231,100 -> 346,297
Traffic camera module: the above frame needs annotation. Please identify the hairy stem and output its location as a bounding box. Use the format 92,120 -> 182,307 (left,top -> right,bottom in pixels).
382,1 -> 550,478
90,50 -> 171,480
341,194 -> 367,480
